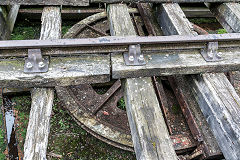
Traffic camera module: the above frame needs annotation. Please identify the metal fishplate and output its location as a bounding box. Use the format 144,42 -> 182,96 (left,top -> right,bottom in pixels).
200,42 -> 222,62
24,49 -> 49,73
123,44 -> 146,66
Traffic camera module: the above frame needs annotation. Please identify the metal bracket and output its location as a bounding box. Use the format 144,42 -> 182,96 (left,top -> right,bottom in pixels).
24,49 -> 49,73
200,42 -> 222,62
123,44 -> 146,66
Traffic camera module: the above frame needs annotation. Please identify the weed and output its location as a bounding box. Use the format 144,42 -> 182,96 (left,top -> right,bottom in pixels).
217,29 -> 227,34
117,98 -> 126,111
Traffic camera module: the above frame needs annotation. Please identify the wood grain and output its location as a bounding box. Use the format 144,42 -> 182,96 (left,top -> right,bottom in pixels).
1,0 -> 89,6
23,7 -> 61,160
0,55 -> 110,88
111,47 -> 240,79
156,3 -> 222,158
108,4 -> 178,160
207,3 -> 240,95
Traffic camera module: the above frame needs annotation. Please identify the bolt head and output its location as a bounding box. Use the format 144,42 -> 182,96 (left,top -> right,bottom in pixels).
26,62 -> 33,69
207,50 -> 214,59
129,56 -> 134,62
138,55 -> 144,62
38,61 -> 45,68
216,52 -> 222,59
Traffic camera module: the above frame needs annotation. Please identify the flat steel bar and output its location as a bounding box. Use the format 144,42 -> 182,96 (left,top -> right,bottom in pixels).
92,0 -> 240,3
1,0 -> 240,5
1,0 -> 89,6
0,33 -> 240,50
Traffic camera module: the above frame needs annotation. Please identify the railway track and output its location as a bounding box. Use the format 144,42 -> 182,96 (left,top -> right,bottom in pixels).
0,1 -> 240,160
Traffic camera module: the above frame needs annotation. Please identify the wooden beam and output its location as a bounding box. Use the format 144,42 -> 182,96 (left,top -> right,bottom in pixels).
108,4 -> 178,160
182,6 -> 213,17
156,3 -> 222,158
23,7 -> 60,160
0,7 -> 9,40
0,5 -> 19,40
207,2 -> 240,95
190,73 -> 240,159
111,47 -> 240,79
157,3 -> 240,159
1,0 -> 89,6
0,55 -> 110,88
0,1 -> 109,89
207,3 -> 240,33
6,5 -> 20,33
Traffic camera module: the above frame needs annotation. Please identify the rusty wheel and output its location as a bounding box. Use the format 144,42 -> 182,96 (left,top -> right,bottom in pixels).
57,12 -> 134,151
56,10 -> 196,153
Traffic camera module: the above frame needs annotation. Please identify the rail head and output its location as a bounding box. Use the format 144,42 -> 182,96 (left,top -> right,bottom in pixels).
0,33 -> 240,50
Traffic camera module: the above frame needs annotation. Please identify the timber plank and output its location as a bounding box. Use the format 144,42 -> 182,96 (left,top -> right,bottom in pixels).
207,3 -> 240,33
157,3 -> 240,159
1,0 -> 89,6
111,47 -> 240,79
156,3 -> 222,158
207,2 -> 240,95
0,55 -> 110,88
0,5 -> 19,40
23,7 -> 61,160
108,4 -> 178,160
0,8 -> 9,40
190,73 -> 240,159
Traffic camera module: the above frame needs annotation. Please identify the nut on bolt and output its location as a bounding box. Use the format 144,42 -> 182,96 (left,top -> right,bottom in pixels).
26,62 -> 33,69
138,55 -> 144,62
129,55 -> 134,62
38,61 -> 46,68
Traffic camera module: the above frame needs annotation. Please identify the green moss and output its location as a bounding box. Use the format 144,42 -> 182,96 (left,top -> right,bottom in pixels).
189,18 -> 217,24
217,29 -> 227,34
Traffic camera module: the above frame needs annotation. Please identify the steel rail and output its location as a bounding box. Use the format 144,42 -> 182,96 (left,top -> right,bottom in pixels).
0,33 -> 239,50
1,0 -> 240,5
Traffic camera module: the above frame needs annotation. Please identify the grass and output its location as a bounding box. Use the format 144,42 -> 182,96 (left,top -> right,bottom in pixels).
11,20 -> 41,40
189,18 -> 218,24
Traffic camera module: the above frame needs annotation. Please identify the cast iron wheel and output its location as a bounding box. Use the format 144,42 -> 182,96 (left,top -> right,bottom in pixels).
56,9 -> 196,153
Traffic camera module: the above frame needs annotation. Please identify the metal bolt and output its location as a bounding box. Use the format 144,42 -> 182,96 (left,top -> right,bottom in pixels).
207,50 -> 214,59
26,62 -> 33,69
138,55 -> 144,62
216,52 -> 222,59
129,55 -> 134,62
38,61 -> 45,68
